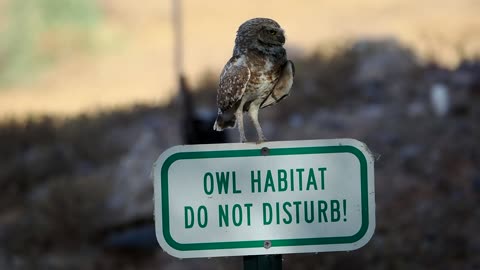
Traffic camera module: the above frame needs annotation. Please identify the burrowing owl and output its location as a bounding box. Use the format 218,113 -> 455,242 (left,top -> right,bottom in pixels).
213,18 -> 295,143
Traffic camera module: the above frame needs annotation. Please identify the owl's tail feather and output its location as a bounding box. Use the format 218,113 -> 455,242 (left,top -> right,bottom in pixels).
213,112 -> 236,131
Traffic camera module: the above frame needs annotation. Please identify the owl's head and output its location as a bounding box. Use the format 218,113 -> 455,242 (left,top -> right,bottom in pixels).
234,18 -> 286,55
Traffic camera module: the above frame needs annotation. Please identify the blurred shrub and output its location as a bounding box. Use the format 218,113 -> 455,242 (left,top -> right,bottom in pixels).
0,39 -> 478,269
293,42 -> 359,107
0,105 -> 162,211
0,0 -> 101,85
4,172 -> 111,257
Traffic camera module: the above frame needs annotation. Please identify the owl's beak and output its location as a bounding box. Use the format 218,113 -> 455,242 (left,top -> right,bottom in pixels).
277,34 -> 285,45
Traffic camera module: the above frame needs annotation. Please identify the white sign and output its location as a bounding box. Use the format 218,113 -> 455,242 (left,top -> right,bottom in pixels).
153,139 -> 375,258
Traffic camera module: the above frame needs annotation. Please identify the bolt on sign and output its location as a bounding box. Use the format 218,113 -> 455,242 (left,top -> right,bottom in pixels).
153,139 -> 375,258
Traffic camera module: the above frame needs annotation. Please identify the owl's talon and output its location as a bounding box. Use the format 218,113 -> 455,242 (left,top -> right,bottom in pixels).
256,136 -> 267,144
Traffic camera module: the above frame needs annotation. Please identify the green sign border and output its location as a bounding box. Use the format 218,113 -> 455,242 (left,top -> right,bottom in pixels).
160,145 -> 369,251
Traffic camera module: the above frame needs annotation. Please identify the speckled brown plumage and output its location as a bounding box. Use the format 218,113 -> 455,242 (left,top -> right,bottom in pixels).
213,18 -> 295,143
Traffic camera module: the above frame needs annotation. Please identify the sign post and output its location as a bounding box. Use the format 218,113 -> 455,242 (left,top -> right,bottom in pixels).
244,255 -> 282,270
153,139 -> 375,265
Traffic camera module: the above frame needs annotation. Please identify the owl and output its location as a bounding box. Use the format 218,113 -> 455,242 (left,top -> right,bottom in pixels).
213,18 -> 295,143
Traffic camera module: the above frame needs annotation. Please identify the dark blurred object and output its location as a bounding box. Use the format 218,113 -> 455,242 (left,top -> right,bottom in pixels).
180,75 -> 228,144
103,224 -> 157,250
101,75 -> 227,251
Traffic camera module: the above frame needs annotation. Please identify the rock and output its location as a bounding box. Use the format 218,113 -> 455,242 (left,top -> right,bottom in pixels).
430,83 -> 450,117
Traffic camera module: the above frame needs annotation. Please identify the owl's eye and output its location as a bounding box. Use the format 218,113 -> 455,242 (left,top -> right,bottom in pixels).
268,30 -> 276,35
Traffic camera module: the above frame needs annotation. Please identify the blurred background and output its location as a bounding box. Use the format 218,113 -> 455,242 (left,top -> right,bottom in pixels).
0,0 -> 479,269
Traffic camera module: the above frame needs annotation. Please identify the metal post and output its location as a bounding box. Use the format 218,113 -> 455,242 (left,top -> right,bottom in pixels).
243,255 -> 282,270
172,0 -> 184,81
242,148 -> 282,269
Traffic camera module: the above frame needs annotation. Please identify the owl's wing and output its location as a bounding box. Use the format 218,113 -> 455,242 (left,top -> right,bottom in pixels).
261,60 -> 294,109
217,56 -> 251,112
